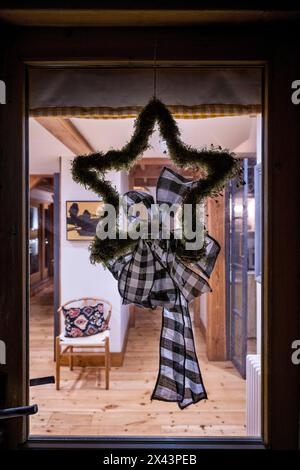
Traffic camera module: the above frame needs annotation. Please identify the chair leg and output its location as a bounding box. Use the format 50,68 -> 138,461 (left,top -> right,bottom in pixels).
105,337 -> 110,390
69,346 -> 73,370
55,336 -> 60,390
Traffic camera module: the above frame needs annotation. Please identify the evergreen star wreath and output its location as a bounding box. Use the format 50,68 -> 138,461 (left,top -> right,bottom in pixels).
72,98 -> 243,266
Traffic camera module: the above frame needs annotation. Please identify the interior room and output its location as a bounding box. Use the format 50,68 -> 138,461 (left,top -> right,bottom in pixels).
28,66 -> 262,437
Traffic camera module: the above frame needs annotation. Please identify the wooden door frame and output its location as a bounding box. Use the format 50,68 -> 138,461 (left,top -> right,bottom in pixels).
0,25 -> 299,450
29,200 -> 53,287
29,201 -> 43,286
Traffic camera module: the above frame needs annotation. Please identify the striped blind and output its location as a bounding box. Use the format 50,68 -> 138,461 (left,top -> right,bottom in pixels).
29,67 -> 262,119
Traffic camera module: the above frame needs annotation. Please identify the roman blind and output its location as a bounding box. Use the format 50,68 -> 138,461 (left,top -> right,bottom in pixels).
29,67 -> 262,119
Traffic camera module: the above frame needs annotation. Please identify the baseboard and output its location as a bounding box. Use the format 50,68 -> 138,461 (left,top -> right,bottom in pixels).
60,316 -> 131,368
60,351 -> 123,367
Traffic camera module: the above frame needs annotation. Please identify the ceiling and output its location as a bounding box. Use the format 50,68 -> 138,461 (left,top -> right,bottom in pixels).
29,115 -> 257,176
71,115 -> 256,155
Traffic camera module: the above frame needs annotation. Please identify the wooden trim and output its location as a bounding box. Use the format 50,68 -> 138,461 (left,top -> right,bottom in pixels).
206,195 -> 227,361
29,202 -> 50,287
129,304 -> 136,327
131,157 -> 170,166
24,436 -> 265,449
122,317 -> 130,357
61,348 -> 121,367
9,26 -> 270,65
262,51 -> 300,449
192,297 -> 200,327
35,117 -> 94,155
0,56 -> 27,447
29,175 -> 42,190
0,7 -> 299,28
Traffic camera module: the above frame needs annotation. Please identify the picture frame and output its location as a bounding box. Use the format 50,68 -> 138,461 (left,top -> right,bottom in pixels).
66,200 -> 103,241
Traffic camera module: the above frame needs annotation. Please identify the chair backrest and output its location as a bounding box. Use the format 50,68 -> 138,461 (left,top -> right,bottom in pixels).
57,297 -> 112,336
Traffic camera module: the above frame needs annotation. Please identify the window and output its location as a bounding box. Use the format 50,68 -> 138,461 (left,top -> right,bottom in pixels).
28,66 -> 263,439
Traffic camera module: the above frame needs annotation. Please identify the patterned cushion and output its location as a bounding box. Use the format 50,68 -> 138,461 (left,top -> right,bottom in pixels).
63,303 -> 108,338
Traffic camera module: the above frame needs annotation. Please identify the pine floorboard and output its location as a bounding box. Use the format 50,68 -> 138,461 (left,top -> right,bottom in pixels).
29,286 -> 246,436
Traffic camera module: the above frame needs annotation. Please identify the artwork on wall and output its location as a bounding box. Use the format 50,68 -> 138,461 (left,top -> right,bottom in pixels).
66,201 -> 103,241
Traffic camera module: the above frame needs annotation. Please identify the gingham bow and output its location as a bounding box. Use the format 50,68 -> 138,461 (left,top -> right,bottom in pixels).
108,167 -> 220,408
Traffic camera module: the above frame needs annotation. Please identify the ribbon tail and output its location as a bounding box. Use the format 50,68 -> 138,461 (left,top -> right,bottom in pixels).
151,293 -> 207,409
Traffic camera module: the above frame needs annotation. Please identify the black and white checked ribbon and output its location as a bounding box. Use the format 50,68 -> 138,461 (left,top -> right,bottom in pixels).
107,167 -> 220,408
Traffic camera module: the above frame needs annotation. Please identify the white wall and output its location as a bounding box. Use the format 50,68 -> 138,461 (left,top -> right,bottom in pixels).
60,157 -> 128,352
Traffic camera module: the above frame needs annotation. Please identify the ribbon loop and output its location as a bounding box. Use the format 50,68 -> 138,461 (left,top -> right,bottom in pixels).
122,190 -> 154,218
118,240 -> 155,308
156,167 -> 194,206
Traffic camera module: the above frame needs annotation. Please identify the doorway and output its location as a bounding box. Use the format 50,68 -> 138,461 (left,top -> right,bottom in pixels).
29,176 -> 54,292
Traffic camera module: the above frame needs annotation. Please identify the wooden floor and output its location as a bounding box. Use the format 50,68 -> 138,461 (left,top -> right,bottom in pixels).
29,285 -> 246,436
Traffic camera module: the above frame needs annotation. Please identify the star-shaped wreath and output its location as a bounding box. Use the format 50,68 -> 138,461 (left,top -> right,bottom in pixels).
72,97 -> 242,266
72,97 -> 243,408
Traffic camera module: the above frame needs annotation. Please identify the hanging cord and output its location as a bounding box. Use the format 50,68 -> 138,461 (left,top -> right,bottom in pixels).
153,37 -> 158,99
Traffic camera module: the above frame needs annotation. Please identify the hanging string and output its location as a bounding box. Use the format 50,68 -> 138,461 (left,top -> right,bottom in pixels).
153,37 -> 158,99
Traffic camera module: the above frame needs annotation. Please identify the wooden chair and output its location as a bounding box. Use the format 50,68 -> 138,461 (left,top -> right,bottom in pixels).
56,297 -> 112,390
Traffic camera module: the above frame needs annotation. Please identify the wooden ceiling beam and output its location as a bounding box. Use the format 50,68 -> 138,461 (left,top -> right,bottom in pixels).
30,175 -> 54,192
131,159 -> 204,181
35,117 -> 94,155
131,166 -> 164,178
134,177 -> 158,187
135,157 -> 171,166
30,175 -> 43,190
132,166 -> 203,178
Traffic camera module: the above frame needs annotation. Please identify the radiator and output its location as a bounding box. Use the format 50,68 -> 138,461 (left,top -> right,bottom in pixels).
246,354 -> 261,436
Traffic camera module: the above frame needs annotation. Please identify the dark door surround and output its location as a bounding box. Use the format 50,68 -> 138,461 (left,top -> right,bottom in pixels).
0,25 -> 299,450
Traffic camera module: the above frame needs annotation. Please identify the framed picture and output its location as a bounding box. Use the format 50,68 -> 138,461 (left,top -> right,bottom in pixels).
66,200 -> 103,241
